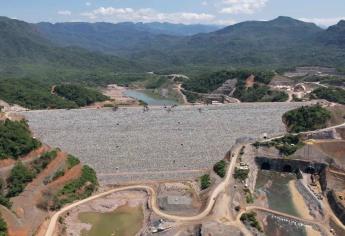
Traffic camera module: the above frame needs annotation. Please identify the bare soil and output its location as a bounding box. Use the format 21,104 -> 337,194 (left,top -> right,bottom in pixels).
102,84 -> 138,105
0,145 -> 50,168
7,151 -> 82,236
314,140 -> 345,166
326,104 -> 345,127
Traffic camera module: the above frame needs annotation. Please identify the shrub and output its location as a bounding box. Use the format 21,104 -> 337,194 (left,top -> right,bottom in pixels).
0,214 -> 7,236
6,162 -> 35,197
0,195 -> 11,209
57,165 -> 98,205
213,160 -> 227,178
253,134 -> 304,156
240,212 -> 263,232
200,174 -> 211,190
234,168 -> 249,181
245,190 -> 254,204
52,170 -> 65,181
66,155 -> 80,169
31,149 -> 58,174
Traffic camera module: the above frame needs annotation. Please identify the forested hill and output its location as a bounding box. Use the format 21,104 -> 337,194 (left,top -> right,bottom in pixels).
171,16 -> 345,68
34,16 -> 345,70
320,20 -> 345,46
1,16 -> 345,75
0,16 -> 139,75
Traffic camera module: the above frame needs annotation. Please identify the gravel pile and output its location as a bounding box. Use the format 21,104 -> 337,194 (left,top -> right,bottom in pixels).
22,103 -> 305,184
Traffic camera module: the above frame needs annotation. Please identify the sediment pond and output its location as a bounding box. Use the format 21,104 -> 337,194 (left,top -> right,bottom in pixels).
255,170 -> 309,236
124,89 -> 178,106
79,205 -> 144,236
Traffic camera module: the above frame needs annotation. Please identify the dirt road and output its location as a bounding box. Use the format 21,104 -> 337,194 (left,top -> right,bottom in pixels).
44,121 -> 345,236
45,144 -> 242,236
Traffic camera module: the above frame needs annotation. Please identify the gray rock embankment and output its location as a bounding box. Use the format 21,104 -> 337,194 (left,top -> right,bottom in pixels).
295,179 -> 323,219
327,190 -> 345,225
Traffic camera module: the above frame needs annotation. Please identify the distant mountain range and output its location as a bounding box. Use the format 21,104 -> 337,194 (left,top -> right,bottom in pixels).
0,16 -> 138,77
0,16 -> 345,75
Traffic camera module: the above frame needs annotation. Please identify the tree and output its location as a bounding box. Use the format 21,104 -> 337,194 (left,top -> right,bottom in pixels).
6,162 -> 35,197
283,105 -> 331,133
200,174 -> 211,190
213,160 -> 227,178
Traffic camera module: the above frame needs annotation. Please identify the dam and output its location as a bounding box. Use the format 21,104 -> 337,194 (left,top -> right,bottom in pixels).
22,103 -> 306,184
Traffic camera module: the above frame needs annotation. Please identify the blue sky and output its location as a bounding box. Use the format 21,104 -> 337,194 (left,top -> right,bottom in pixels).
1,0 -> 345,26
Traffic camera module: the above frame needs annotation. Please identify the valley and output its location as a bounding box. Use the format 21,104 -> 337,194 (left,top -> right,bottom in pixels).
0,6 -> 344,236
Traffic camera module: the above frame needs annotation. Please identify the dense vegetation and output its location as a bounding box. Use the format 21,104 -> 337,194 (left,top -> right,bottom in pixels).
0,78 -> 78,109
240,212 -> 263,232
5,150 -> 57,198
183,70 -> 274,93
35,16 -> 345,70
233,82 -> 288,102
200,174 -> 211,190
213,160 -> 227,178
55,84 -> 109,107
254,134 -> 304,156
182,70 -> 287,102
312,87 -> 345,105
6,162 -> 35,197
0,215 -> 7,236
283,105 -> 332,133
0,120 -> 41,159
0,179 -> 11,208
1,16 -> 345,108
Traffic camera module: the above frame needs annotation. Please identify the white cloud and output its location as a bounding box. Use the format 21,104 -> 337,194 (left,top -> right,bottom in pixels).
202,1 -> 208,6
299,17 -> 345,27
86,2 -> 92,7
57,10 -> 72,16
220,0 -> 268,14
81,7 -> 227,24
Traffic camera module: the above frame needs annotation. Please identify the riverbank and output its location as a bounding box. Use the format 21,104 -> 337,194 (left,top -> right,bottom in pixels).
288,180 -> 313,220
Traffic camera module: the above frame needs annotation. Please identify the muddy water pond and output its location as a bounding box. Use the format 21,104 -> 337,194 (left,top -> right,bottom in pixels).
79,205 -> 144,236
255,170 -> 299,216
255,170 -> 307,236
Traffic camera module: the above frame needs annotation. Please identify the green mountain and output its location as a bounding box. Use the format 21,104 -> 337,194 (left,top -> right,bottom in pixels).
0,16 -> 139,77
35,16 -> 345,70
2,16 -> 345,76
35,21 -> 182,59
320,20 -> 345,46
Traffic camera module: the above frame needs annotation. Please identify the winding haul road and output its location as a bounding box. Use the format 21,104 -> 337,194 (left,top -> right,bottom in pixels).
45,122 -> 345,236
45,144 -> 241,236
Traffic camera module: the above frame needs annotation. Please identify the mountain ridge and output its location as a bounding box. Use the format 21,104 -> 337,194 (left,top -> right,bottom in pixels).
0,16 -> 345,74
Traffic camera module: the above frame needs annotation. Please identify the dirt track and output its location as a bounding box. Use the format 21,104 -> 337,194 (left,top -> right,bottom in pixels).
44,122 -> 345,236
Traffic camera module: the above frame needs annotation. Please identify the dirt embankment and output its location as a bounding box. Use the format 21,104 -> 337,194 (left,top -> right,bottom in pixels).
0,145 -> 50,169
102,84 -> 137,106
326,104 -> 345,127
2,150 -> 83,236
62,191 -> 148,236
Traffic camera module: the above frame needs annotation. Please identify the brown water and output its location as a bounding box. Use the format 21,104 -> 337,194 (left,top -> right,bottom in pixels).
79,205 -> 144,236
255,170 -> 307,236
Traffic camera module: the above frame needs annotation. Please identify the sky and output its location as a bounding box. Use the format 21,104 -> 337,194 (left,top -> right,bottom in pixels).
1,0 -> 345,26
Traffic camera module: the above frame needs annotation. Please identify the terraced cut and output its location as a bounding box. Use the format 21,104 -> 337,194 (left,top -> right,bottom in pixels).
22,103 -> 306,184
